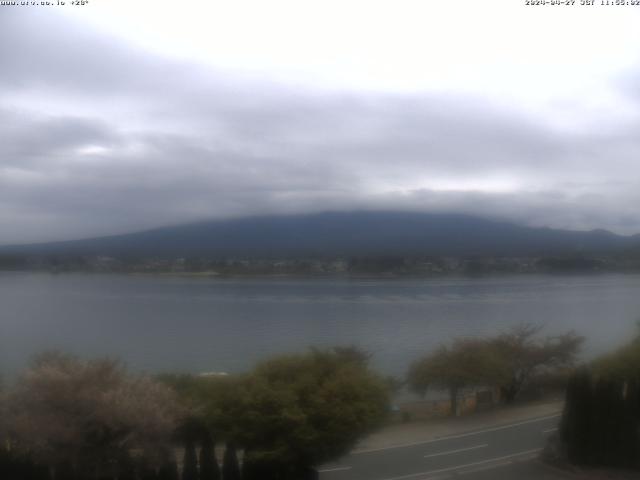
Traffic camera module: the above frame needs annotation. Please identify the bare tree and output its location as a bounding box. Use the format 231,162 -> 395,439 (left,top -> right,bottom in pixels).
490,324 -> 584,403
408,325 -> 583,411
407,338 -> 505,415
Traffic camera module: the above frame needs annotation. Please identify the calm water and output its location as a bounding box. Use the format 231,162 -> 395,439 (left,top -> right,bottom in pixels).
1,272 -> 640,378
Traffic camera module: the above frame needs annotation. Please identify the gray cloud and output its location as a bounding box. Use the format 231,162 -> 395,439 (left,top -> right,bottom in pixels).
1,9 -> 640,245
0,109 -> 119,166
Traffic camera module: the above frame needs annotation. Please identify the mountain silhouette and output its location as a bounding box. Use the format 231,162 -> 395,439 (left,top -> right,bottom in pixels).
3,211 -> 639,258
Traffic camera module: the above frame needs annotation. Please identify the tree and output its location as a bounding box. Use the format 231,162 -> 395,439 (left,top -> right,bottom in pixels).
213,348 -> 389,479
560,367 -> 592,465
138,461 -> 159,480
489,324 -> 584,403
560,368 -> 640,469
331,345 -> 372,368
181,439 -> 198,480
0,450 -> 50,480
558,327 -> 640,471
407,338 -> 504,415
242,450 -> 278,480
160,347 -> 387,479
198,432 -> 220,480
157,454 -> 179,480
221,443 -> 240,480
593,322 -> 640,380
4,352 -> 182,479
117,452 -> 137,480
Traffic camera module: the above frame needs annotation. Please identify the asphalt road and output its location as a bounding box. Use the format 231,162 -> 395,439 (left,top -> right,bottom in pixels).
319,413 -> 561,480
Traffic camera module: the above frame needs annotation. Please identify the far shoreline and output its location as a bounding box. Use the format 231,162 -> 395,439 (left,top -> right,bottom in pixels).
2,268 -> 640,280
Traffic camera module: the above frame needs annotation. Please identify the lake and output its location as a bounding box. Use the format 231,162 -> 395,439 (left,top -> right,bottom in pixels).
1,272 -> 640,379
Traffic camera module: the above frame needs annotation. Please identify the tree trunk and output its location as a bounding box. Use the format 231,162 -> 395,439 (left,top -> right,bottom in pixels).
450,386 -> 459,416
222,443 -> 241,480
199,432 -> 220,480
501,385 -> 518,404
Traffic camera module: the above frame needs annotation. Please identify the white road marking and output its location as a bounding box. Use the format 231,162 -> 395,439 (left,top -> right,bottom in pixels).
423,443 -> 488,459
542,427 -> 558,433
318,466 -> 352,473
378,448 -> 542,480
353,413 -> 560,455
458,460 -> 511,475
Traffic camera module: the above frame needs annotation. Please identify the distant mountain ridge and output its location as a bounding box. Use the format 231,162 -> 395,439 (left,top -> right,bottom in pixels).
3,211 -> 640,258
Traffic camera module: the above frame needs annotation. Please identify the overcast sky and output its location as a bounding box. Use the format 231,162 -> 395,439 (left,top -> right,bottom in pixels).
1,0 -> 640,244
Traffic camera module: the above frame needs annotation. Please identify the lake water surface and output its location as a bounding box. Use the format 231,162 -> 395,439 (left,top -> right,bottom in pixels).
1,272 -> 640,378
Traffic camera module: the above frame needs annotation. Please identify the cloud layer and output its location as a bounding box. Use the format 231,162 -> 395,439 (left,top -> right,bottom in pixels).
1,8 -> 640,244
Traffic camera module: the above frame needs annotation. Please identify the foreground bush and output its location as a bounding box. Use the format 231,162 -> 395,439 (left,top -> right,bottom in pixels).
1,347 -> 388,479
233,348 -> 390,477
166,347 -> 390,480
560,369 -> 640,469
558,329 -> 640,470
2,352 -> 182,479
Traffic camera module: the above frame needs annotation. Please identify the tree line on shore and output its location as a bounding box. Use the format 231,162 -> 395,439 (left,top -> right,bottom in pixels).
0,324 -> 595,480
4,252 -> 640,276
